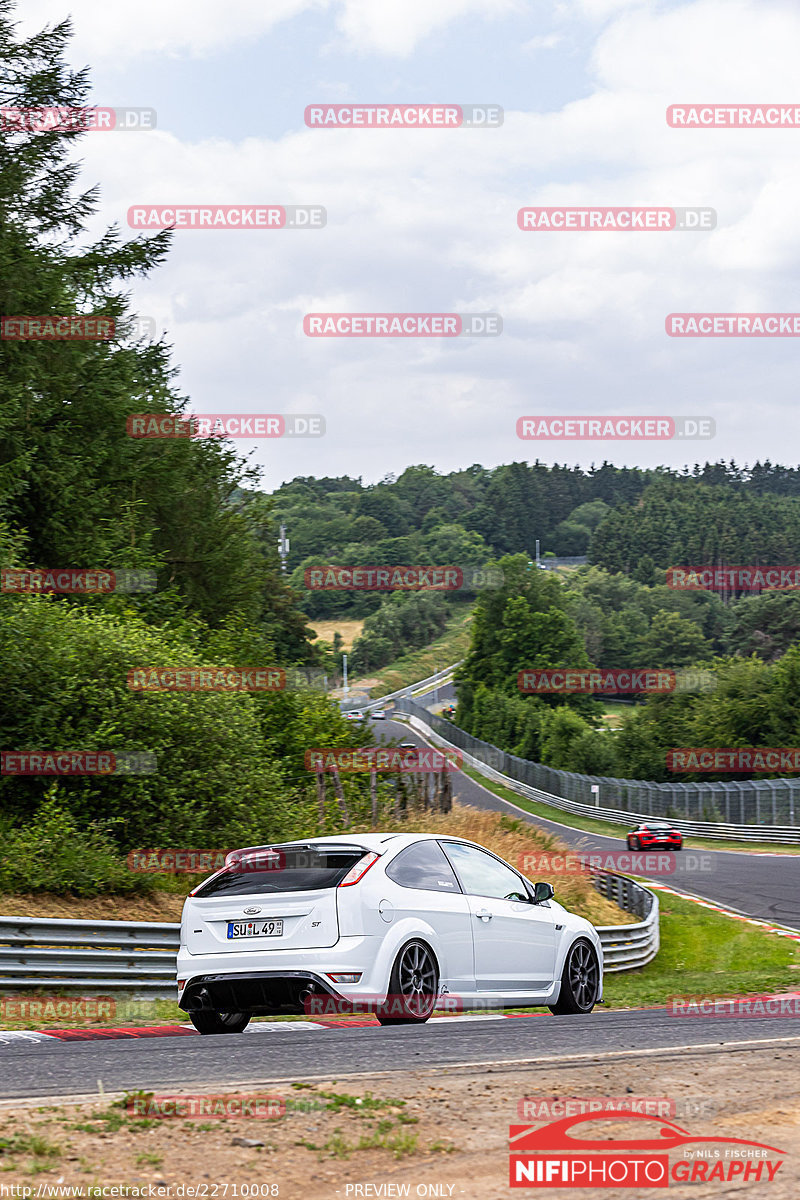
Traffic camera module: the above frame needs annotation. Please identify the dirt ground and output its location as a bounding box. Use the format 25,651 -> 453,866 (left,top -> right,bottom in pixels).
1,1045 -> 798,1198
0,891 -> 188,922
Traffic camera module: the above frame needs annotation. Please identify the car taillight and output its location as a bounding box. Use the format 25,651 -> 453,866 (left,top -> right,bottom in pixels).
338,852 -> 380,887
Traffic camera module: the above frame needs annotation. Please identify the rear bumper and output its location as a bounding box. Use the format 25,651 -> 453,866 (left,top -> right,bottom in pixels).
179,971 -> 346,1016
177,935 -> 385,1012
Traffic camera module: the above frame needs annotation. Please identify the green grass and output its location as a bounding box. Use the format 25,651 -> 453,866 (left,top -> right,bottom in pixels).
601,890 -> 800,1009
459,765 -> 800,855
356,603 -> 473,697
0,1134 -> 61,1159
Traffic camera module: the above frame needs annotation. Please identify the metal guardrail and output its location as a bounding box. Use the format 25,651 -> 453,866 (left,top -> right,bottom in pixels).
359,662 -> 460,712
0,917 -> 180,997
593,872 -> 660,972
398,702 -> 800,841
0,873 -> 657,994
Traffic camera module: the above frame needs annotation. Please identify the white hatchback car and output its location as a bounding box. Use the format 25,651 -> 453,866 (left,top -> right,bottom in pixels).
177,833 -> 603,1034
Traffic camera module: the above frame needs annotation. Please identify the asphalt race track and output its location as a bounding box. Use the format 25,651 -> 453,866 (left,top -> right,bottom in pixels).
376,716 -> 800,930
0,704 -> 797,1102
1,1010 -> 800,1101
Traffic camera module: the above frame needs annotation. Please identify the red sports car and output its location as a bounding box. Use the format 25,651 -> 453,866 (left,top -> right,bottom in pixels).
626,820 -> 683,850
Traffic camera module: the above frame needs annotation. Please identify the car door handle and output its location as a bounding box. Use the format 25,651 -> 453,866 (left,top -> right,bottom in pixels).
475,908 -> 492,921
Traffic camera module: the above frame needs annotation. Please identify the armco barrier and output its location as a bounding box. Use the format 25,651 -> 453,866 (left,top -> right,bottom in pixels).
0,870 -> 657,993
592,871 -> 659,972
396,702 -> 800,842
360,662 -> 460,712
0,916 -> 180,997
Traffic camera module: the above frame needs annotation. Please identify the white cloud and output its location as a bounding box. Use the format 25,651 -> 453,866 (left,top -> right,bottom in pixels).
333,0 -> 523,57
50,0 -> 800,478
21,0 -> 524,63
19,0 -> 323,62
522,33 -> 564,51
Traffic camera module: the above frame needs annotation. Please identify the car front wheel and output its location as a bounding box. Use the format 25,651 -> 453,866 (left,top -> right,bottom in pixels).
188,1010 -> 251,1035
549,939 -> 600,1015
377,940 -> 439,1025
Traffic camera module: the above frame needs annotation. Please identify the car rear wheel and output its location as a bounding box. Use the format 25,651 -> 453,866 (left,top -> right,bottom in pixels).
630,836 -> 641,850
549,939 -> 600,1015
377,940 -> 438,1025
188,1010 -> 251,1035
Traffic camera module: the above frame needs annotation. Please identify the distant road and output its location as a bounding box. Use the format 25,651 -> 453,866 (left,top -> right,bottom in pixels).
376,719 -> 800,930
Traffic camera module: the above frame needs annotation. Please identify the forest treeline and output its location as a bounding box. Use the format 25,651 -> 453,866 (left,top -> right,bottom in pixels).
454,556 -> 800,783
0,7 -> 378,892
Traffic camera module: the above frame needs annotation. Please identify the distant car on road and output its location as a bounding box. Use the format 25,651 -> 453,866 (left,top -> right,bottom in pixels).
342,710 -> 363,721
177,833 -> 603,1033
370,710 -> 387,720
626,820 -> 683,851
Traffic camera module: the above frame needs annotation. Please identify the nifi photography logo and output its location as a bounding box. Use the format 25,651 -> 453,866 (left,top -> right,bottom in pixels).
508,1110 -> 786,1188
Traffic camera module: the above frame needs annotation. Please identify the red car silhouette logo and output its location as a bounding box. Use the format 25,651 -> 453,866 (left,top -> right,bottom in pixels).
510,1110 -> 785,1155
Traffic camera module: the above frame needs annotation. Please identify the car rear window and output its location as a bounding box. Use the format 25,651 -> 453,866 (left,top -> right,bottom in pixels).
193,848 -> 368,897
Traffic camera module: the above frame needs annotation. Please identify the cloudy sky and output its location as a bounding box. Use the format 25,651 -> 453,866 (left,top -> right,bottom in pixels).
21,0 -> 800,487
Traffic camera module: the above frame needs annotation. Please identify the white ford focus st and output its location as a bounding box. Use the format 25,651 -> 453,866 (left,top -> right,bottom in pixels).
177,833 -> 603,1034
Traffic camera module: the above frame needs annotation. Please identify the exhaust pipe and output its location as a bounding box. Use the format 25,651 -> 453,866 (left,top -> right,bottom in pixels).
184,986 -> 212,1012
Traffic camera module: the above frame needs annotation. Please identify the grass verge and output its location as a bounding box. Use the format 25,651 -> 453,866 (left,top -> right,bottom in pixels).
357,603 -> 473,698
601,889 -> 800,1009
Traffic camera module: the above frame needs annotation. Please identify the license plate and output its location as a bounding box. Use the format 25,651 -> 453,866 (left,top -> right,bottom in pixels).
227,919 -> 284,939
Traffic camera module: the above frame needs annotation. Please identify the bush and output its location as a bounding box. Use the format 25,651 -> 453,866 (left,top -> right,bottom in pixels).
0,598 -> 294,849
0,792 -> 154,896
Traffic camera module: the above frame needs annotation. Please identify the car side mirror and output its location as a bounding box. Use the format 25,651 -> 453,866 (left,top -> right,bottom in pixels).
533,881 -> 554,904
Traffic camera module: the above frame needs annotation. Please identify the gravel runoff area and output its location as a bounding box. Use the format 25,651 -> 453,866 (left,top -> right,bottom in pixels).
0,1042 -> 798,1198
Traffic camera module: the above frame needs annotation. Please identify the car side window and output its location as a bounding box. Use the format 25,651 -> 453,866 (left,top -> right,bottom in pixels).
441,842 -> 529,901
385,841 -> 462,893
